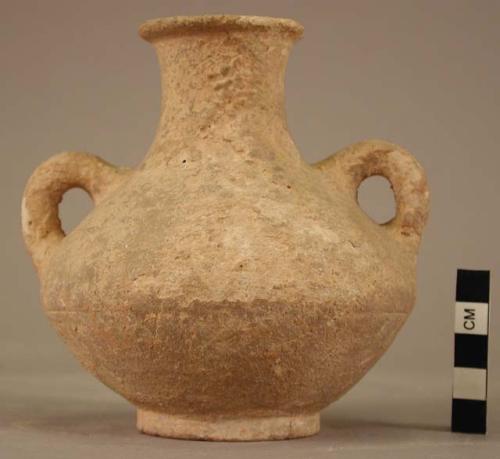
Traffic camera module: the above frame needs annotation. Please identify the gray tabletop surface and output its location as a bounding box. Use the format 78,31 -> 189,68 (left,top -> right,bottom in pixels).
2,366 -> 498,459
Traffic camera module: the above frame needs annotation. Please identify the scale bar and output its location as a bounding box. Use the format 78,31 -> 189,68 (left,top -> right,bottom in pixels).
452,269 -> 490,434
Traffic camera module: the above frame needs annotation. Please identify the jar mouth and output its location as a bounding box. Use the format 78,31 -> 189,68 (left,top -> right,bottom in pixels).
139,15 -> 304,42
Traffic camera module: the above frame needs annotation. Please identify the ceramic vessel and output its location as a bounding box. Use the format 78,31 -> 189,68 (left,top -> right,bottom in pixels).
22,15 -> 430,441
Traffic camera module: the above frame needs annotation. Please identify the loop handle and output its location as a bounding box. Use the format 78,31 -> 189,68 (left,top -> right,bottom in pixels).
22,152 -> 132,271
315,139 -> 430,248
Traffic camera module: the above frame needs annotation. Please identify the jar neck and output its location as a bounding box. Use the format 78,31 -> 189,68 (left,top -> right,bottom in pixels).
144,29 -> 299,163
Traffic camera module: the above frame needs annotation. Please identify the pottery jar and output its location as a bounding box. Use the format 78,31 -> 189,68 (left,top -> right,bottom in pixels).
22,15 -> 430,441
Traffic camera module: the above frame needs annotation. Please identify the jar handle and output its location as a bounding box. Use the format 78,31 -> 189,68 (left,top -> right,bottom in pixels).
315,140 -> 430,248
22,152 -> 132,271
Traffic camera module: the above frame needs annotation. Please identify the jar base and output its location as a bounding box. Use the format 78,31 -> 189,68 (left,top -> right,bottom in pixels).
136,409 -> 320,441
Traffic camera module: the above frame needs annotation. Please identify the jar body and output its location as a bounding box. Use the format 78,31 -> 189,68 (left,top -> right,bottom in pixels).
41,141 -> 416,423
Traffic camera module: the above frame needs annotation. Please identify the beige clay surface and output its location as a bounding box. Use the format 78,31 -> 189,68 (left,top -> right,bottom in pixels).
21,15 -> 429,440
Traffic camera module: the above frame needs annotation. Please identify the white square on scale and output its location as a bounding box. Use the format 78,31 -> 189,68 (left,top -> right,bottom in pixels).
454,302 -> 489,335
453,367 -> 487,401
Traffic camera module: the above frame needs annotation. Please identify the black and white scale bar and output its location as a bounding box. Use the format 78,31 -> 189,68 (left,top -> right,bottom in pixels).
452,269 -> 490,434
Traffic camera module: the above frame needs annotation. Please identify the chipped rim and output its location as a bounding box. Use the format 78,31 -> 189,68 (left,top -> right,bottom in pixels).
139,15 -> 304,42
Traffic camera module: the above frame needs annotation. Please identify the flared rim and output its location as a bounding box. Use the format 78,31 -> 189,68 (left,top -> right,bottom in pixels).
139,15 -> 304,42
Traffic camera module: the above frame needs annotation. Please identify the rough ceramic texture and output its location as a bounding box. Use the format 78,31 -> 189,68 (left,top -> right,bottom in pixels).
22,15 -> 430,441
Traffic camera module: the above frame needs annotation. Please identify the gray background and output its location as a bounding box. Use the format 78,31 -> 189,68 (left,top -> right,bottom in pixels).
2,0 -> 499,457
